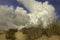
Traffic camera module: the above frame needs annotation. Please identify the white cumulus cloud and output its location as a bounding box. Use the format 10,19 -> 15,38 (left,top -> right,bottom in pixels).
0,0 -> 57,31
0,5 -> 30,31
17,0 -> 57,28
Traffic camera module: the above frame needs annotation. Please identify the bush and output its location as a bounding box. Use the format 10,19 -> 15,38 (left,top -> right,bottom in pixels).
6,29 -> 18,40
21,21 -> 60,40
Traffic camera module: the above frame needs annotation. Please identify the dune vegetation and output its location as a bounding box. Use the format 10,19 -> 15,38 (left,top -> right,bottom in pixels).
0,21 -> 60,40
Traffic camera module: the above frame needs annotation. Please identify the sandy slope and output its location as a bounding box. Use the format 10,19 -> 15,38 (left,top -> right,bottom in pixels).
15,31 -> 27,40
0,31 -> 6,40
36,35 -> 60,40
0,31 -> 60,40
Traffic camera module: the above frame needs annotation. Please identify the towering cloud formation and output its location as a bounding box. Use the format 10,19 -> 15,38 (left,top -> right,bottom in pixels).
17,0 -> 57,28
0,0 -> 57,31
0,6 -> 30,31
17,0 -> 35,12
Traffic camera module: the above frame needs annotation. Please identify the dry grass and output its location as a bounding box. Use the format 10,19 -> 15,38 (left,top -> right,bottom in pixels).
0,21 -> 60,40
0,30 -> 6,40
36,35 -> 60,40
21,21 -> 60,40
15,31 -> 27,40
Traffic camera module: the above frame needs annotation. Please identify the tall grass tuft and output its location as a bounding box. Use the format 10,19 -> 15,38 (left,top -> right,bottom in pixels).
21,21 -> 60,40
6,29 -> 18,40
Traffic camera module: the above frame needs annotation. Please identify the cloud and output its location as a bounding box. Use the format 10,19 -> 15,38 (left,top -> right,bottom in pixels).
17,0 -> 57,28
27,1 -> 57,28
0,5 -> 30,31
17,0 -> 35,12
0,0 -> 57,31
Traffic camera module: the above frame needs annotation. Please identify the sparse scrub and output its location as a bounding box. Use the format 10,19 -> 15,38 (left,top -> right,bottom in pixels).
21,21 -> 60,40
6,29 -> 18,40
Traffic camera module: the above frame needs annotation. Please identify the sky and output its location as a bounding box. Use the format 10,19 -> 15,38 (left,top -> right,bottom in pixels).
0,0 -> 60,19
